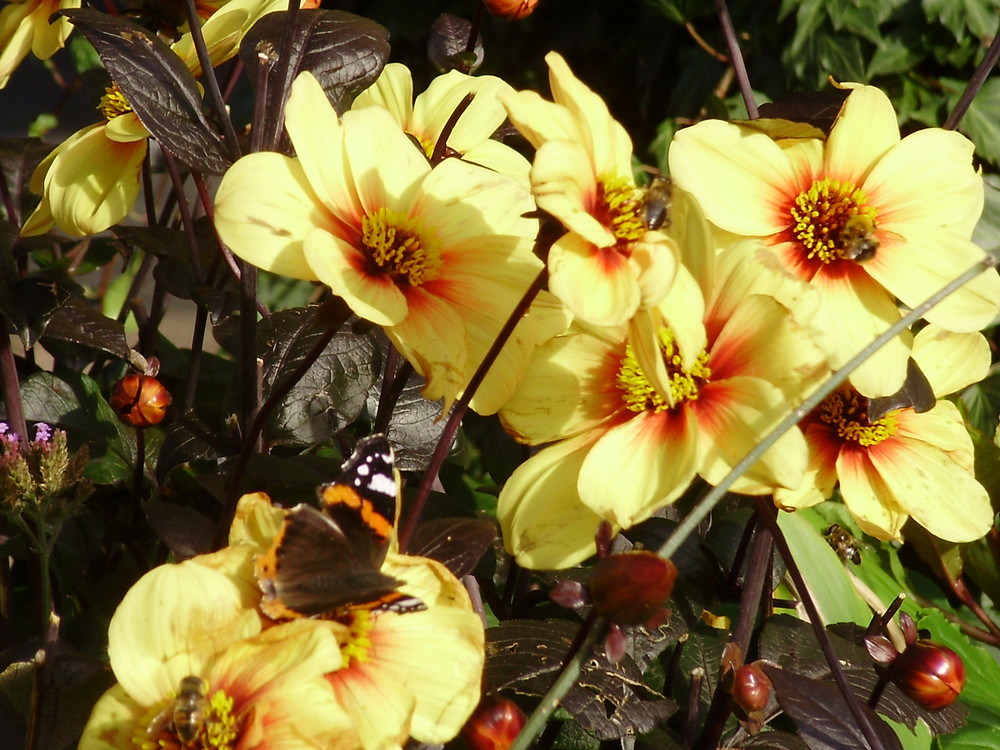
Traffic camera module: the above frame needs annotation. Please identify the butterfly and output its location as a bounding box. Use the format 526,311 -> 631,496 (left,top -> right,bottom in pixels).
254,434 -> 425,622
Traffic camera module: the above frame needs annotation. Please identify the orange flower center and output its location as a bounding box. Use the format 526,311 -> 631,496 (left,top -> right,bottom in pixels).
817,387 -> 897,446
98,84 -> 133,122
595,177 -> 646,245
361,208 -> 443,286
616,328 -> 711,412
789,179 -> 879,264
137,678 -> 242,750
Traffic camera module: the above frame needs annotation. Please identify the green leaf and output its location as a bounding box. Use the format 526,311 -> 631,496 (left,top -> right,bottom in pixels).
777,509 -> 873,626
950,77 -> 1000,168
971,173 -> 1000,253
816,32 -> 868,82
867,35 -> 923,77
20,371 -> 136,484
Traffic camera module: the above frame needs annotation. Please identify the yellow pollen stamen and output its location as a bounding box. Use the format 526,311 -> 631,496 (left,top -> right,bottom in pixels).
818,388 -> 897,446
596,176 -> 645,244
202,690 -> 239,750
789,178 -> 878,264
361,207 -> 442,286
617,328 -> 711,412
98,84 -> 133,122
340,610 -> 376,668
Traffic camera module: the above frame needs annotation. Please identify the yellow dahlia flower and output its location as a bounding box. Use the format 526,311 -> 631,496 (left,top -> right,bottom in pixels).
498,240 -> 825,569
499,51 -> 677,326
0,0 -> 79,89
79,550 -> 352,750
775,325 -> 994,543
236,493 -> 485,750
668,84 -> 1000,398
215,71 -> 546,414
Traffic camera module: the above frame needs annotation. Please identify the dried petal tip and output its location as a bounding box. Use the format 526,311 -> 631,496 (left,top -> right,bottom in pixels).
109,374 -> 172,428
461,696 -> 525,750
483,0 -> 539,20
891,640 -> 965,710
589,551 -> 676,626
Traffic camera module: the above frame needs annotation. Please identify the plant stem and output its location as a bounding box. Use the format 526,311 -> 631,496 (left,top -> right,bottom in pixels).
215,298 -> 352,547
943,31 -> 1000,131
713,0 -> 758,118
396,267 -> 547,552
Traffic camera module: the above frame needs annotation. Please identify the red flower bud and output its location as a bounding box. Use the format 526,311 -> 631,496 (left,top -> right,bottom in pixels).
461,696 -> 525,750
891,640 -> 965,710
482,0 -> 539,20
589,551 -> 676,626
109,374 -> 172,428
730,664 -> 771,713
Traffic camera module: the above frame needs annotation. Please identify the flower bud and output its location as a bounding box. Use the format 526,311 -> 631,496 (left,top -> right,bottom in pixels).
891,640 -> 965,710
110,374 -> 172,428
461,696 -> 525,750
482,0 -> 539,20
730,663 -> 771,713
589,551 -> 676,626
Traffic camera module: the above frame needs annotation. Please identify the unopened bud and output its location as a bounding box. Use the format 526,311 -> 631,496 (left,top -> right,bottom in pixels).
891,640 -> 965,710
589,551 -> 676,626
482,0 -> 539,20
461,696 -> 525,750
730,663 -> 771,713
109,374 -> 172,428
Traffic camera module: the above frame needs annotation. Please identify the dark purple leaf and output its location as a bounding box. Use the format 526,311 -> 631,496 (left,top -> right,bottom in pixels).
408,517 -> 497,577
240,9 -> 389,145
144,500 -> 215,560
57,8 -> 231,174
427,13 -> 483,73
486,619 -> 677,739
756,90 -> 850,134
763,665 -> 902,750
42,296 -> 129,359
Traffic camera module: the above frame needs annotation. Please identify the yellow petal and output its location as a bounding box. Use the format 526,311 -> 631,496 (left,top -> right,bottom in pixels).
824,86 -> 899,187
868,428 -> 992,542
544,51 -> 634,177
78,683 -> 144,750
413,70 -> 512,155
285,71 -> 360,222
579,411 -> 698,527
498,432 -> 608,569
303,227 -> 408,326
499,88 -> 582,148
548,232 -> 639,326
214,152 -> 326,279
108,561 -> 261,707
837,448 -> 908,540
532,140 -> 613,247
499,324 -> 623,444
911,325 -> 990,397
344,608 -> 484,744
42,125 -> 146,236
810,267 -> 911,398
352,62 -> 414,128
668,119 -> 802,237
342,106 -> 431,215
866,129 -> 982,238
865,226 -> 1000,333
228,491 -> 284,550
630,230 -> 678,309
103,112 -> 149,143
693,375 -> 808,493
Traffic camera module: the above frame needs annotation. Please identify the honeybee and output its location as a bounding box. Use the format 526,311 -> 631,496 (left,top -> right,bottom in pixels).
146,675 -> 211,745
837,214 -> 878,262
824,524 -> 862,565
641,175 -> 673,231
